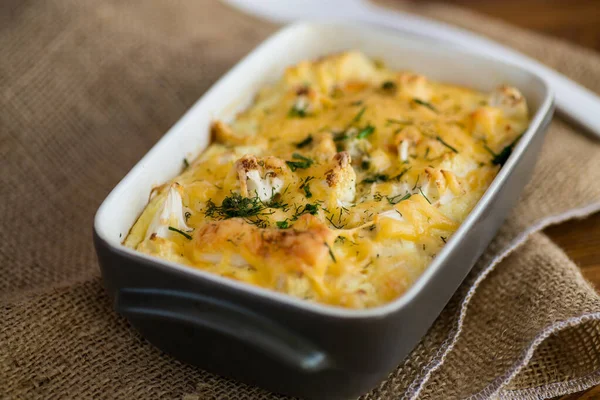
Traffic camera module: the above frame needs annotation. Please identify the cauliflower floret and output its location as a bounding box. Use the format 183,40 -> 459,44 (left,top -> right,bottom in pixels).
199,144 -> 265,166
438,153 -> 479,178
211,120 -> 253,146
369,148 -> 392,173
284,51 -> 379,94
235,155 -> 285,202
393,126 -> 422,162
396,73 -> 432,101
145,183 -> 191,240
488,85 -> 528,119
398,140 -> 409,162
345,133 -> 373,159
471,106 -> 503,145
421,167 -> 464,205
324,151 -> 357,206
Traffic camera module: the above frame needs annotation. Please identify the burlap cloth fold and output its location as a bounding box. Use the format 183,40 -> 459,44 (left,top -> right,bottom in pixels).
1,1 -> 600,399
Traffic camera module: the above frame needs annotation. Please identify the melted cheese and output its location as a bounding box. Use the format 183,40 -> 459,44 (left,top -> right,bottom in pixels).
125,51 -> 530,309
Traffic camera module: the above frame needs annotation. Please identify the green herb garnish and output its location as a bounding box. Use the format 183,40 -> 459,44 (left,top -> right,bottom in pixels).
183,158 -> 190,169
436,136 -> 459,153
325,242 -> 337,263
300,176 -> 314,198
292,203 -> 319,220
381,81 -> 397,91
295,134 -> 313,149
356,124 -> 375,140
386,118 -> 413,126
205,193 -> 265,219
184,211 -> 192,221
326,214 -> 344,229
362,174 -> 388,184
303,203 -> 319,215
333,131 -> 348,142
286,153 -> 314,171
386,193 -> 412,205
412,175 -> 420,190
485,134 -> 523,166
413,98 -> 438,113
418,187 -> 432,204
168,226 -> 192,240
303,185 -> 312,198
361,159 -> 371,170
276,220 -> 289,229
348,106 -> 366,126
390,167 -> 411,181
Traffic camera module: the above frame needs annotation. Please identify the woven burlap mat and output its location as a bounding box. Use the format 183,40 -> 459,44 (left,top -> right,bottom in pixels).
1,1 -> 600,399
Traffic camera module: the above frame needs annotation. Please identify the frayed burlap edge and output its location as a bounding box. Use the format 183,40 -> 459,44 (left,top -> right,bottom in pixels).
406,202 -> 600,400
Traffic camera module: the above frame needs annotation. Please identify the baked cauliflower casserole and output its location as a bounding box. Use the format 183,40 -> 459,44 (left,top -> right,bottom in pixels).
125,51 -> 529,309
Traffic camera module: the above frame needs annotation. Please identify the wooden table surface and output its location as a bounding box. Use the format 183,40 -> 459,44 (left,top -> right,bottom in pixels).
414,0 -> 600,398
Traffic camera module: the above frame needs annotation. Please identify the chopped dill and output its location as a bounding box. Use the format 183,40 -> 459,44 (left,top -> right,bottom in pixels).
268,195 -> 290,211
276,220 -> 289,229
386,192 -> 411,205
184,211 -> 191,221
168,226 -> 192,240
182,158 -> 190,169
333,131 -> 348,142
295,134 -> 313,149
485,134 -> 523,166
286,153 -> 313,171
300,176 -> 314,198
326,214 -> 344,229
356,124 -> 375,140
412,175 -> 420,190
205,193 -> 262,219
361,159 -> 371,170
419,187 -> 432,204
362,174 -> 388,184
390,167 -> 411,181
291,203 -> 319,221
348,106 -> 366,126
441,236 -> 447,243
386,118 -> 413,126
413,98 -> 438,113
325,242 -> 337,262
381,81 -> 397,91
436,136 -> 459,153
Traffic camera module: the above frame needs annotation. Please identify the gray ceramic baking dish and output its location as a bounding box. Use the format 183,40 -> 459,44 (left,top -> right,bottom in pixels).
93,22 -> 554,400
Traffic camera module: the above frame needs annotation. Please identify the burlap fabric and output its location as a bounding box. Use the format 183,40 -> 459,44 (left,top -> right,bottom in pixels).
1,1 -> 599,399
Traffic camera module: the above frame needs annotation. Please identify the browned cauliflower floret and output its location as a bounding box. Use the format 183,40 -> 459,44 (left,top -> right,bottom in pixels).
324,151 -> 357,206
488,85 -> 528,119
234,155 -> 286,202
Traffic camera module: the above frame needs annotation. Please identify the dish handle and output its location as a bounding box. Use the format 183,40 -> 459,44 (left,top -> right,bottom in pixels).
116,287 -> 329,373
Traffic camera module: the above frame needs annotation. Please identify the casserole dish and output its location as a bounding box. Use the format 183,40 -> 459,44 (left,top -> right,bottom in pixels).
94,22 -> 554,399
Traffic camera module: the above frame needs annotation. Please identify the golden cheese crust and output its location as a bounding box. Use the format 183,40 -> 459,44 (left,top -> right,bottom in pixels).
125,51 -> 530,309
